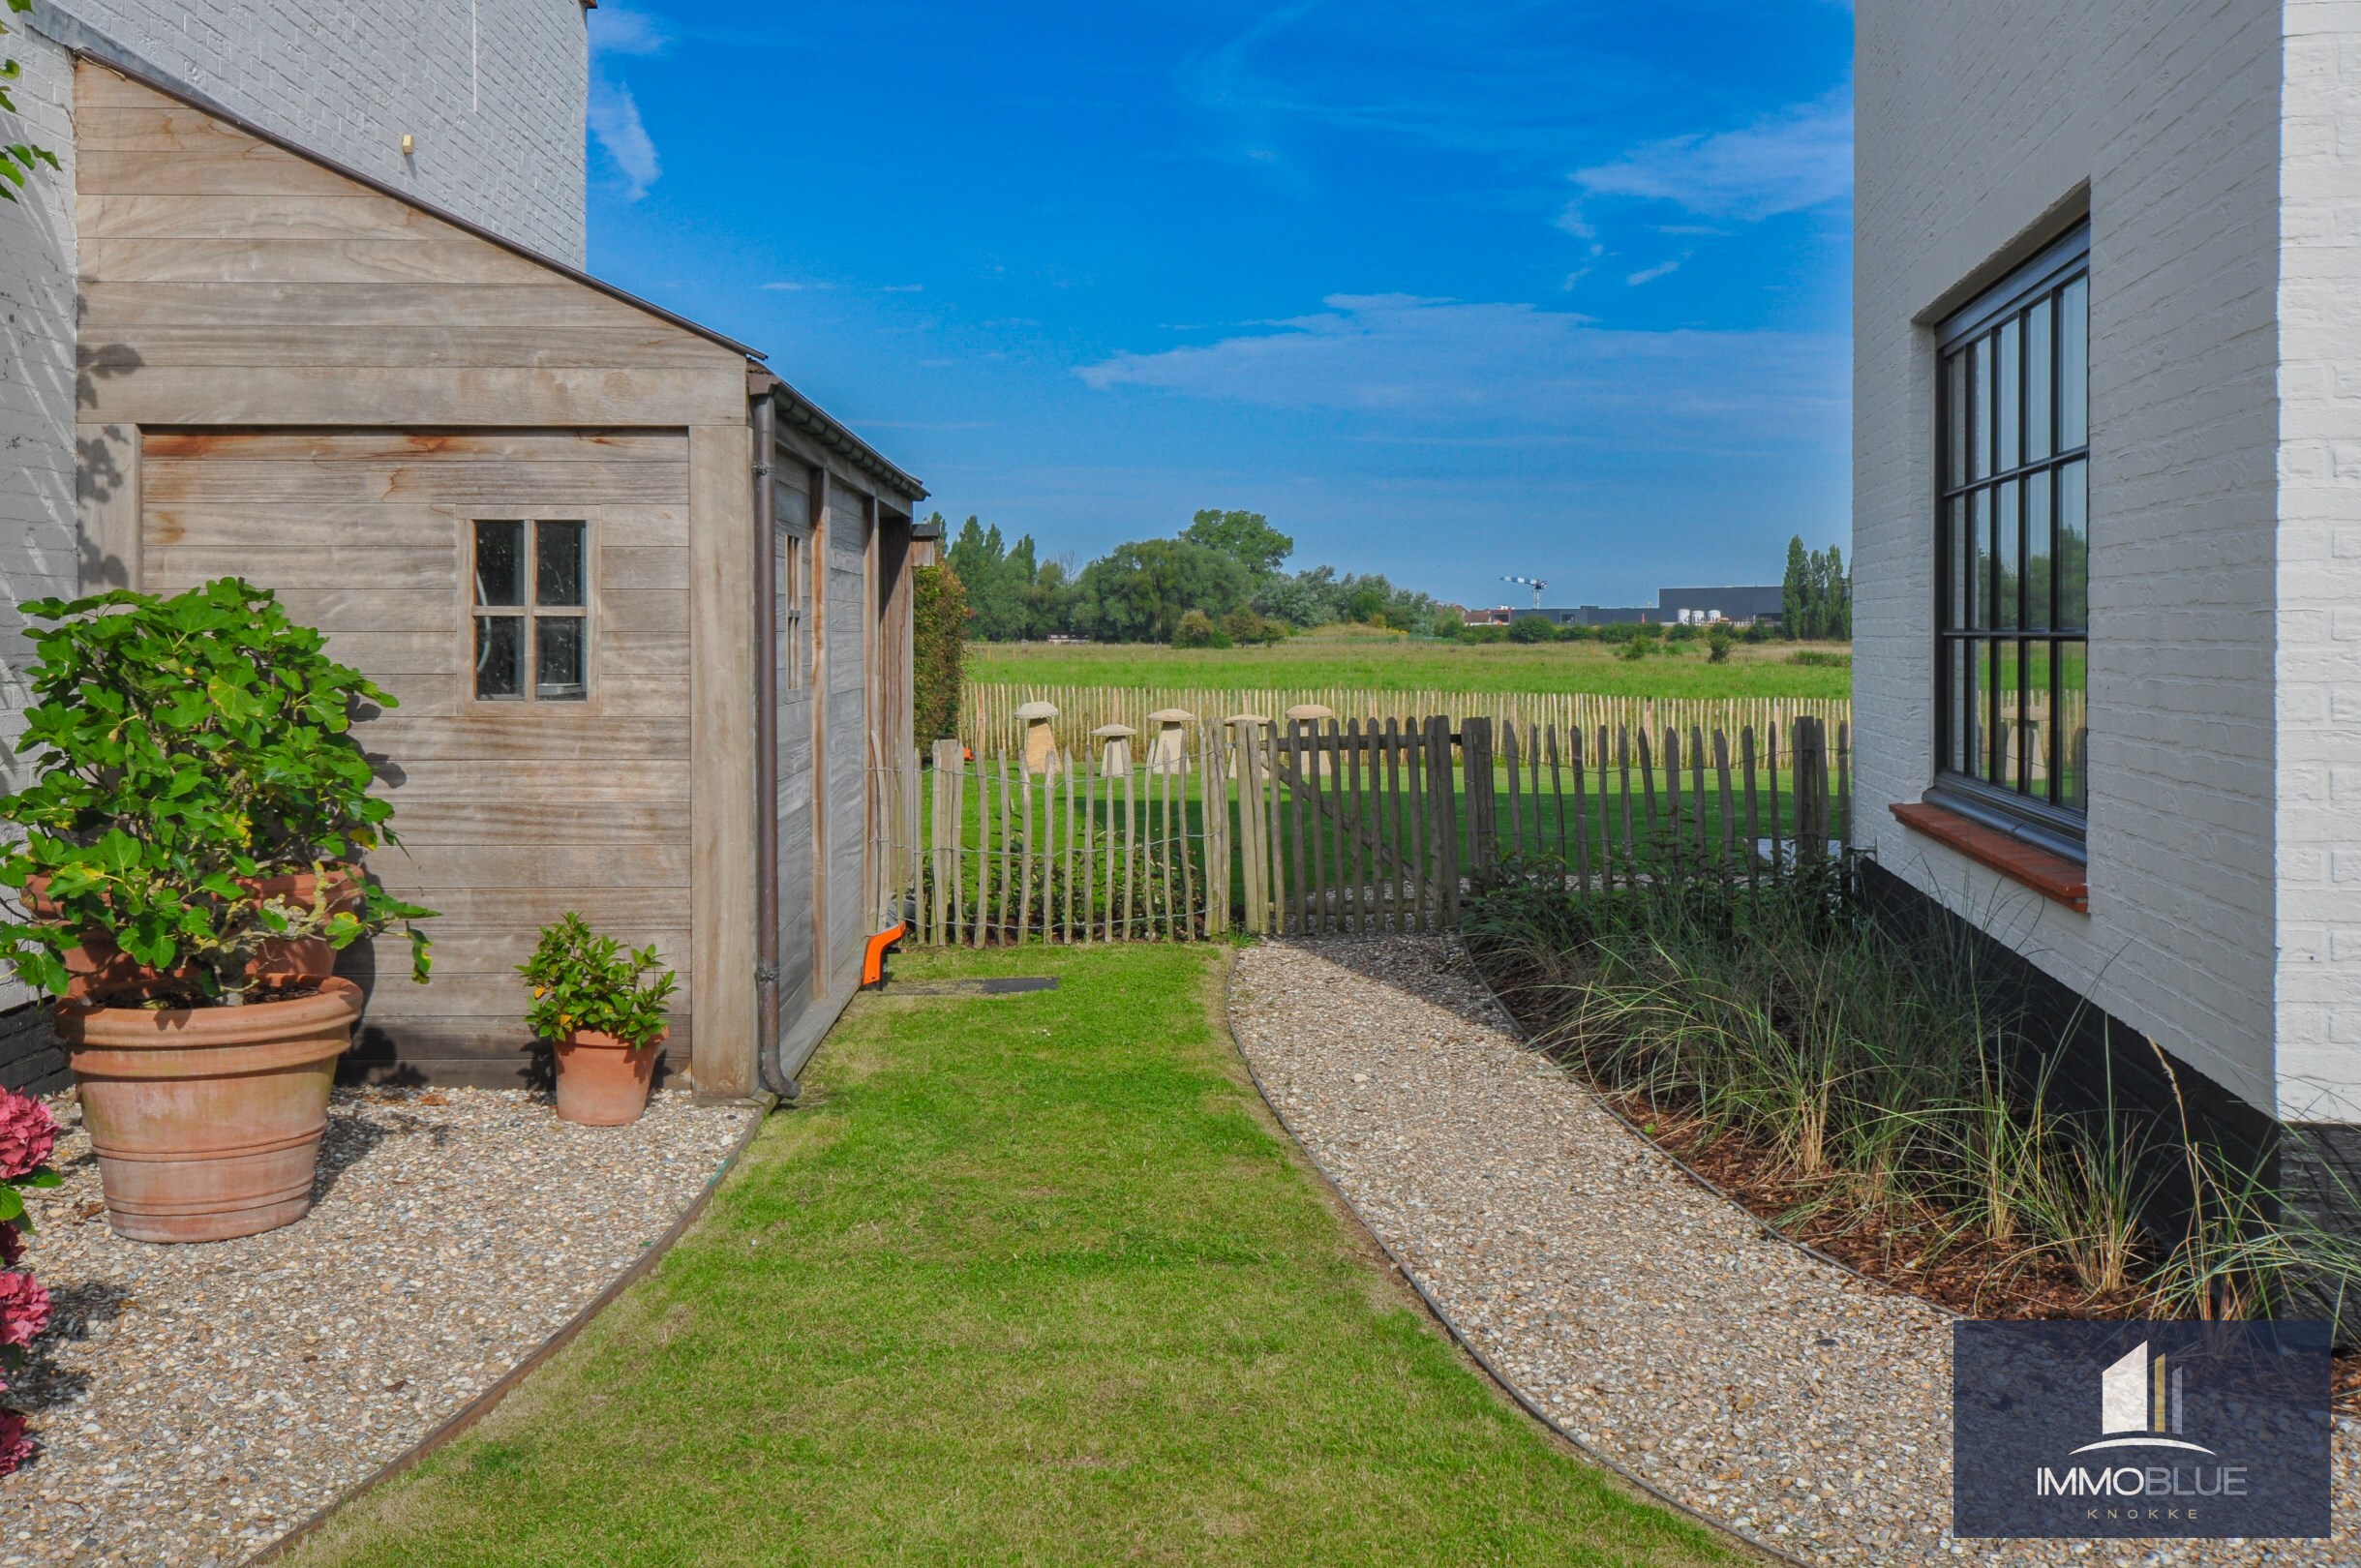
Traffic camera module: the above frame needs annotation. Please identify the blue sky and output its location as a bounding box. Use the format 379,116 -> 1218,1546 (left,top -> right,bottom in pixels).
584,2 -> 1853,608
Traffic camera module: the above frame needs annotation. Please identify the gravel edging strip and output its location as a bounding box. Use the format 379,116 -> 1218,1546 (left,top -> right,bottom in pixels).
1215,943 -> 1798,1568
240,1095 -> 776,1568
1457,950 -> 1959,1320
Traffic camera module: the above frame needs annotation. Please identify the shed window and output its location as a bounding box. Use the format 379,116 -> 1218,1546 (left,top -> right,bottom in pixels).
1934,224 -> 2088,854
473,520 -> 588,702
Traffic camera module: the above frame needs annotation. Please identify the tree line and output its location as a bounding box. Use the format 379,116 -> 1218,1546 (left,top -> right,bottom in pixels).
1781,535 -> 1851,642
939,509 -> 1445,646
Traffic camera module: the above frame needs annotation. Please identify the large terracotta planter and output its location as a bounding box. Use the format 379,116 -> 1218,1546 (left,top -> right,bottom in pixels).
62,978 -> 362,1243
552,1030 -> 663,1126
33,866 -> 363,1002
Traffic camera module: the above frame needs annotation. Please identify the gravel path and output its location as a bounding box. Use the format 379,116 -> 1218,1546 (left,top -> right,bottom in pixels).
0,1085 -> 755,1568
1228,936 -> 2359,1567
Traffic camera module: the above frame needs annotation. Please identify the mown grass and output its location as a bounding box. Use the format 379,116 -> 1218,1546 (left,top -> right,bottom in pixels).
967,634 -> 1853,700
288,944 -> 1733,1568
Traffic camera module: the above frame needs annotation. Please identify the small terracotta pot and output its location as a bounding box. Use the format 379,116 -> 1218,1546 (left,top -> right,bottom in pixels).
551,1030 -> 663,1126
61,978 -> 362,1244
29,865 -> 364,1002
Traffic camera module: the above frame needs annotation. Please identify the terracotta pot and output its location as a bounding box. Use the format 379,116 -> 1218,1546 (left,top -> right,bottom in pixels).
552,1030 -> 663,1127
29,865 -> 364,1002
61,978 -> 362,1243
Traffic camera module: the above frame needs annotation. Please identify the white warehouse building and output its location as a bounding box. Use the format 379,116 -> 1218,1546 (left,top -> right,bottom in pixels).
1853,1 -> 2361,1225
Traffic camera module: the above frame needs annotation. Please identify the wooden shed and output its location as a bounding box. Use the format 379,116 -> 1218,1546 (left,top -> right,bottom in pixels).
70,58 -> 927,1098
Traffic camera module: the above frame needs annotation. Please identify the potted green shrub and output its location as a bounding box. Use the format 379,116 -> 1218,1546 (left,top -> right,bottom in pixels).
0,579 -> 434,1243
520,915 -> 678,1126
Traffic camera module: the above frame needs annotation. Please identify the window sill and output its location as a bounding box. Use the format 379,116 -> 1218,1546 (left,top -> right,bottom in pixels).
1889,801 -> 2088,914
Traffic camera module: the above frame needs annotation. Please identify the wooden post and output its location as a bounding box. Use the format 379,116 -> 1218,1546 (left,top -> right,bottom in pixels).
1741,726 -> 1761,891
1713,730 -> 1735,871
1382,719 -> 1405,934
1018,760 -> 1036,942
1691,725 -> 1709,864
1433,716 -> 1463,927
1767,722 -> 1783,874
1569,726 -> 1590,892
1063,751 -> 1077,944
932,739 -> 963,945
1617,726 -> 1634,880
1462,717 -> 1494,885
1660,727 -> 1680,885
1123,762 -> 1137,939
1837,719 -> 1853,854
1503,720 -> 1523,863
1796,715 -> 1829,861
1287,720 -> 1311,935
1405,717 -> 1428,931
1547,725 -> 1566,871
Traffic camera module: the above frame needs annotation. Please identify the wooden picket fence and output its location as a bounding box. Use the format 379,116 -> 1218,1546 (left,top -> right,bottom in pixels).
901,714 -> 1849,945
963,682 -> 1849,767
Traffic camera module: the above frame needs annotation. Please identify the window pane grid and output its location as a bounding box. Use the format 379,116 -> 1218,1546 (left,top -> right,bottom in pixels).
473,520 -> 589,704
1934,226 -> 2087,833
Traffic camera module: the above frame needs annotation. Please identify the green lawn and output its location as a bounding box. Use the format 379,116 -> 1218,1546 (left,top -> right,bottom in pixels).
967,633 -> 1852,701
289,945 -> 1733,1567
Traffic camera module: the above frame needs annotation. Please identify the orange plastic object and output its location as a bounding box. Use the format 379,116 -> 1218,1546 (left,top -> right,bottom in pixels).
863,922 -> 907,988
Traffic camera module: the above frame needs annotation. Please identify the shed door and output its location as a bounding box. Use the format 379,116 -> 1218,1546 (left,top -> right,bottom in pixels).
821,486 -> 875,991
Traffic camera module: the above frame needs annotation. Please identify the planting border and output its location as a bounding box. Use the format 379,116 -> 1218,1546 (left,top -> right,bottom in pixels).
1456,939 -> 1964,1324
242,1097 -> 776,1567
1216,944 -> 1804,1568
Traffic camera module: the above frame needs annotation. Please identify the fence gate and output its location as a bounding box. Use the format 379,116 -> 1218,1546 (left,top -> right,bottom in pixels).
1228,715 -> 1459,937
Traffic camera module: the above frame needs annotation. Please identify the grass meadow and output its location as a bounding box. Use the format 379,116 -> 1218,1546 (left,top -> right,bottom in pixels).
967,627 -> 1854,702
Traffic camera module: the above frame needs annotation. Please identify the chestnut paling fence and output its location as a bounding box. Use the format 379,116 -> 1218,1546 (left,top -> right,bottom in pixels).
886,715 -> 1851,946
961,681 -> 1850,768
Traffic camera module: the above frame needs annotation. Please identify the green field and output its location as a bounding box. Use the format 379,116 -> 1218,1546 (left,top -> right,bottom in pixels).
290,945 -> 1726,1567
968,631 -> 1853,701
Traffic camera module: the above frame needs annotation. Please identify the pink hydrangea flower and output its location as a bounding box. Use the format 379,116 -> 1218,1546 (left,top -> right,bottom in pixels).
0,1092 -> 54,1182
0,1408 -> 30,1476
0,1274 -> 49,1351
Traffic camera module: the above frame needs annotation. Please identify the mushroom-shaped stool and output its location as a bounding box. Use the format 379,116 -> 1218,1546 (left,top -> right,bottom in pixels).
1285,703 -> 1336,774
1091,722 -> 1137,778
1014,700 -> 1062,777
1144,708 -> 1196,775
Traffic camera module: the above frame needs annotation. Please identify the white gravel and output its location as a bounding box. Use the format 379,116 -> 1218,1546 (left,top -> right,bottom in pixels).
0,1085 -> 755,1568
1228,935 -> 2359,1567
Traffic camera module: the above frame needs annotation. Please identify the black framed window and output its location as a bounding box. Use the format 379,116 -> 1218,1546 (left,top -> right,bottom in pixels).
1935,225 -> 2088,853
473,520 -> 589,702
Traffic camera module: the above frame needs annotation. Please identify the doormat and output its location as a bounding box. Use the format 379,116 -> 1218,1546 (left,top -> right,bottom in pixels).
879,977 -> 1059,998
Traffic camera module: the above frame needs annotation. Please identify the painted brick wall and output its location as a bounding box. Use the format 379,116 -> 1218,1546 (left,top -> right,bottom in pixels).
1854,1 -> 2286,1113
46,0 -> 588,264
2278,2 -> 2361,1123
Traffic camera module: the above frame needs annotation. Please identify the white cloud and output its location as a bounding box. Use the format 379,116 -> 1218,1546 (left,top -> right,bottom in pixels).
1074,293 -> 1844,454
590,7 -> 669,57
1574,89 -> 1852,221
589,75 -> 660,200
1626,256 -> 1682,286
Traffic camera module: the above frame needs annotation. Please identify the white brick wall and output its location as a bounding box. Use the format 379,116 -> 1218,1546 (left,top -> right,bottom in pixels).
1855,1 -> 2287,1112
2278,2 -> 2361,1121
45,0 -> 587,264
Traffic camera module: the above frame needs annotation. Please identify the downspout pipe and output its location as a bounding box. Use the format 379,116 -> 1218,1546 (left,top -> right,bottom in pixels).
751,386 -> 786,1095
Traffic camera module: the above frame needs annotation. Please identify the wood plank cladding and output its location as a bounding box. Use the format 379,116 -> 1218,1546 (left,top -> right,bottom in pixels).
139,431 -> 698,1082
77,59 -> 758,1090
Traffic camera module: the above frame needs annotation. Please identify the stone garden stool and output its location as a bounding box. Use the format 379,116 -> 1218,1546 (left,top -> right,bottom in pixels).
1144,708 -> 1195,775
1091,722 -> 1136,777
1015,700 -> 1062,777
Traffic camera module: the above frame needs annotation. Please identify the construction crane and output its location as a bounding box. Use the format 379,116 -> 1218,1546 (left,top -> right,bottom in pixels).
1502,575 -> 1549,610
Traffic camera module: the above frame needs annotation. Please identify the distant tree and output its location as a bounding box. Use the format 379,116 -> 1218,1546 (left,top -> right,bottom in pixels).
1781,535 -> 1812,641
1429,609 -> 1466,641
1173,609 -> 1226,648
1070,539 -> 1252,643
945,515 -> 1064,641
1507,614 -> 1556,644
1182,509 -> 1294,578
1706,623 -> 1734,664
